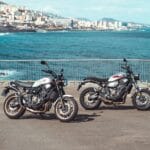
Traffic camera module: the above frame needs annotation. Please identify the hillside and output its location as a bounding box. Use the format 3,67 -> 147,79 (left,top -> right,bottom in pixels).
0,1 -> 7,5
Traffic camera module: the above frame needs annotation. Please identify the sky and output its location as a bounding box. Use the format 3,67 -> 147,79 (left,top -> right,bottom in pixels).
4,0 -> 150,24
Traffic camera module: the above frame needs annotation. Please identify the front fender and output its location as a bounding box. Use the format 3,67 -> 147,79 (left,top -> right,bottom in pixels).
62,95 -> 74,98
54,95 -> 75,106
131,88 -> 149,98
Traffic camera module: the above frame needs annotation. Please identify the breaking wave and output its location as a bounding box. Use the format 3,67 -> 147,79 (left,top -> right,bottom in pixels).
0,70 -> 17,79
0,32 -> 11,36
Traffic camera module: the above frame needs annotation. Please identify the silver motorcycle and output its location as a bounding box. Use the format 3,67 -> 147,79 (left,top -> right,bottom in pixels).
2,61 -> 78,122
78,59 -> 150,110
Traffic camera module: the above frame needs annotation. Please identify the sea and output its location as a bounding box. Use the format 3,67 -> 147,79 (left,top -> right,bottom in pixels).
0,30 -> 150,59
0,30 -> 150,81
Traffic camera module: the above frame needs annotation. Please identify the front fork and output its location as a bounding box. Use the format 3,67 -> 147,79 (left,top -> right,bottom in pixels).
131,75 -> 142,97
57,85 -> 66,109
132,77 -> 141,93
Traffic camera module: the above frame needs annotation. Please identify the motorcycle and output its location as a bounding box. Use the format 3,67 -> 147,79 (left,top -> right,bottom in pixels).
78,58 -> 150,110
2,61 -> 78,122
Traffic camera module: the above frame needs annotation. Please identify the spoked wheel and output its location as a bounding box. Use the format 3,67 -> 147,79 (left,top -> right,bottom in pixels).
54,97 -> 78,122
80,87 -> 101,110
3,94 -> 26,119
132,89 -> 150,110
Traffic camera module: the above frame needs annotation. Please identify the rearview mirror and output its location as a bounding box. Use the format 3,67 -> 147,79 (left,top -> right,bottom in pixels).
41,61 -> 47,65
123,58 -> 127,62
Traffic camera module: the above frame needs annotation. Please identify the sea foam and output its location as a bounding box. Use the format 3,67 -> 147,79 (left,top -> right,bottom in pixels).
0,33 -> 10,36
0,70 -> 16,79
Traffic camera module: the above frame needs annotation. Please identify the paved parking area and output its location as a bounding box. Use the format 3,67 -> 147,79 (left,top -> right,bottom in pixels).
0,83 -> 150,150
1,102 -> 150,150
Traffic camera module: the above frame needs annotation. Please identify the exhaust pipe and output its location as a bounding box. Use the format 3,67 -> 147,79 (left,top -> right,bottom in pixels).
26,102 -> 50,114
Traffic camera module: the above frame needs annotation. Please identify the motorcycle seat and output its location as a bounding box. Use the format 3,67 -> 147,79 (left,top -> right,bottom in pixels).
84,77 -> 108,83
11,81 -> 34,88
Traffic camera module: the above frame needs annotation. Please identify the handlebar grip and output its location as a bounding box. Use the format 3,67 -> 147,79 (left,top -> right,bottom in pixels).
41,70 -> 47,73
41,70 -> 51,74
121,66 -> 126,69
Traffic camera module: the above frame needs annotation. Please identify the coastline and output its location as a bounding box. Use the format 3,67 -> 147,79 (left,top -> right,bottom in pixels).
0,25 -> 148,33
0,26 -> 36,33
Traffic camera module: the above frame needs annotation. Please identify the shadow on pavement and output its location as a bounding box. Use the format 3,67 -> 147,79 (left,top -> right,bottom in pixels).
20,112 -> 101,123
72,112 -> 101,123
20,113 -> 56,120
99,105 -> 135,110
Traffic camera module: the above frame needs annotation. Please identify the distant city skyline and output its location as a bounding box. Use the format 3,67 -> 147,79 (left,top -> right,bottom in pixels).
4,0 -> 150,24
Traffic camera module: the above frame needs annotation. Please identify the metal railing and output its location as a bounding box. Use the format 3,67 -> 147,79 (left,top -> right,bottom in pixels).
0,59 -> 150,82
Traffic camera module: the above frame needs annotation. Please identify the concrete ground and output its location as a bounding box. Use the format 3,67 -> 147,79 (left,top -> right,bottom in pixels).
0,82 -> 150,150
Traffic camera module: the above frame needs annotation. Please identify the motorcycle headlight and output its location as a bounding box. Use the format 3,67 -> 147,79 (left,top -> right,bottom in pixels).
63,79 -> 68,86
134,74 -> 140,80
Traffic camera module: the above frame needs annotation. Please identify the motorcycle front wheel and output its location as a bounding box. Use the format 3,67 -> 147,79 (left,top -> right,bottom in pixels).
80,87 -> 101,110
132,89 -> 150,110
3,94 -> 26,119
54,97 -> 78,122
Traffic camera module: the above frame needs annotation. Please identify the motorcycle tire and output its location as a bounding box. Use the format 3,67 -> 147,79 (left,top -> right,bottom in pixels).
54,97 -> 78,122
3,94 -> 26,119
132,89 -> 150,111
80,87 -> 101,110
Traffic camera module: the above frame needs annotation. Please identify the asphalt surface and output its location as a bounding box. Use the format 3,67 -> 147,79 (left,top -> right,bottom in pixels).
0,84 -> 150,150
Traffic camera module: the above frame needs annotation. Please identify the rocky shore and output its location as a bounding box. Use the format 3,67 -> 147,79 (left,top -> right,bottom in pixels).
0,25 -> 77,33
0,25 -> 36,33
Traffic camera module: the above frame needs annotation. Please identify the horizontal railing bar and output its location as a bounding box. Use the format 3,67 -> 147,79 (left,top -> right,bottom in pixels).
0,59 -> 150,62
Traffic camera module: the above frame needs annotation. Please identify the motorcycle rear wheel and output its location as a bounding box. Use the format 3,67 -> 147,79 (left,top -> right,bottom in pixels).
3,94 -> 26,119
132,89 -> 150,110
80,87 -> 101,110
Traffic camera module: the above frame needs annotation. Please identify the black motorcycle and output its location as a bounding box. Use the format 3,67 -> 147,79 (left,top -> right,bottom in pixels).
2,61 -> 78,122
78,59 -> 150,110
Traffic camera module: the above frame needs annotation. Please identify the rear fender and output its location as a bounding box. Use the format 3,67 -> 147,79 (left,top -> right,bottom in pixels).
77,80 -> 100,91
2,86 -> 18,97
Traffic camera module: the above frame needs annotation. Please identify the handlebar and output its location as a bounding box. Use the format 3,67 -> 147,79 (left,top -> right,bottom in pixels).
41,69 -> 64,79
121,59 -> 133,74
41,70 -> 52,74
41,61 -> 64,80
121,66 -> 126,70
41,70 -> 57,78
121,65 -> 130,70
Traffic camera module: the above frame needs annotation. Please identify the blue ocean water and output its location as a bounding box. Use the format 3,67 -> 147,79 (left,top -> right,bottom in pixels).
0,31 -> 150,81
0,30 -> 150,59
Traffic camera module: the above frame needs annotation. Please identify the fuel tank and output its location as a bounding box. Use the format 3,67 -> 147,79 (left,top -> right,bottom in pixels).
107,72 -> 128,88
32,77 -> 52,88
